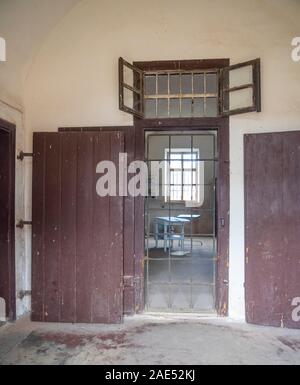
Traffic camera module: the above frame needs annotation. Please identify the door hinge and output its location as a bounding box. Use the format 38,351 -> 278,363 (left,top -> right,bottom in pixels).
17,151 -> 33,161
16,220 -> 32,229
18,290 -> 32,300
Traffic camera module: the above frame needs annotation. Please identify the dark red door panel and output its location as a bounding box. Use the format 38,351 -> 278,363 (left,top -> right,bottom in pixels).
0,121 -> 15,321
245,131 -> 300,329
32,132 -> 124,323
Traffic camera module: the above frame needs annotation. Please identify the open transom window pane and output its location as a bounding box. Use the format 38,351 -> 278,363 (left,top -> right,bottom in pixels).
119,57 -> 144,118
229,87 -> 253,111
220,58 -> 261,116
119,57 -> 261,119
144,71 -> 219,118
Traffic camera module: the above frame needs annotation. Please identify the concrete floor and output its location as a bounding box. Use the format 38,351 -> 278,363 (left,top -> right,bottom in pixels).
0,314 -> 300,365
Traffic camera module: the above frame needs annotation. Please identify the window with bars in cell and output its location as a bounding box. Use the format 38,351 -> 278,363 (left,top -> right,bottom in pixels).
165,148 -> 201,202
119,57 -> 261,119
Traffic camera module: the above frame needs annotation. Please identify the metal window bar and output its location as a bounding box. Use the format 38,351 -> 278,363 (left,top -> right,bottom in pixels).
167,150 -> 199,202
144,71 -> 218,118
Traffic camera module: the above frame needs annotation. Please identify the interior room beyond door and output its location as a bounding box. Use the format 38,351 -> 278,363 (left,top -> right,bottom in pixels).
145,132 -> 217,312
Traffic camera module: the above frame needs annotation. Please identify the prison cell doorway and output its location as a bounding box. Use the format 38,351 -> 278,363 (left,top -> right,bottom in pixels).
145,131 -> 218,313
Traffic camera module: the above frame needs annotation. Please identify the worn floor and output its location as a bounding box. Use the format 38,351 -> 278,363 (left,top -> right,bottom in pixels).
0,314 -> 300,365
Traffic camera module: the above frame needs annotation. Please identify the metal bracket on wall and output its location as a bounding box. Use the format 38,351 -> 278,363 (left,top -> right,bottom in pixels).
17,151 -> 33,161
18,290 -> 32,300
16,220 -> 32,229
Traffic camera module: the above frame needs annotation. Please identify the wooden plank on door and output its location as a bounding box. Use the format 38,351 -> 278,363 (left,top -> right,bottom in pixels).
0,121 -> 16,321
60,134 -> 77,322
92,132 -> 110,322
44,134 -> 61,322
76,133 -> 94,323
108,132 -> 124,322
32,134 -> 46,321
282,132 -> 300,329
245,131 -> 300,329
0,132 -> 10,316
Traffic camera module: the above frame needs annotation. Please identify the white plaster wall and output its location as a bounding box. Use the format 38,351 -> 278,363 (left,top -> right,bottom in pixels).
3,0 -> 300,320
0,0 -> 81,109
0,101 -> 29,317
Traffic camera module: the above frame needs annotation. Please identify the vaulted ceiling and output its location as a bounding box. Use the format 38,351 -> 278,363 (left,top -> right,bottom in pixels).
0,0 -> 82,108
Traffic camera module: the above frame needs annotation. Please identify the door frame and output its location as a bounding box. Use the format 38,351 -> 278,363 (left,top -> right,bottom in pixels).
134,117 -> 230,316
133,58 -> 230,315
0,118 -> 16,321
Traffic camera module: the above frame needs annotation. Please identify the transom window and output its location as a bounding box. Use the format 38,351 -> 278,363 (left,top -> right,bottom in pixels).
119,57 -> 261,119
144,71 -> 218,118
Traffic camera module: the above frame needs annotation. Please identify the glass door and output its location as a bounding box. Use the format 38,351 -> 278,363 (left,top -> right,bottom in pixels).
145,132 -> 217,312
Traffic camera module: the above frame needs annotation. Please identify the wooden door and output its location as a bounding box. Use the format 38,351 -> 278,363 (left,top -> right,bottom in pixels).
245,131 -> 300,329
0,120 -> 15,321
32,132 -> 124,323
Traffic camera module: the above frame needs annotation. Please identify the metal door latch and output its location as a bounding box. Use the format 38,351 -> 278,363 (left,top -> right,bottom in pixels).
17,151 -> 33,161
16,220 -> 32,229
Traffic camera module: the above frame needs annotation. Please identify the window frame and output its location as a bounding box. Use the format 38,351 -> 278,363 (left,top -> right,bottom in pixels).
144,69 -> 219,119
119,57 -> 261,119
219,58 -> 261,116
119,57 -> 144,118
165,148 -> 201,203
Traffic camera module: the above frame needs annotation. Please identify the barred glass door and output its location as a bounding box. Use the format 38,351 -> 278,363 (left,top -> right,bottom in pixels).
145,132 -> 217,312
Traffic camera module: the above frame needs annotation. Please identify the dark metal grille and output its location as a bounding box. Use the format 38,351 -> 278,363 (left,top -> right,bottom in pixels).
144,71 -> 219,118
